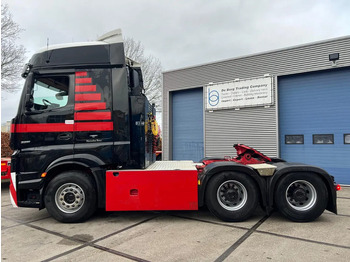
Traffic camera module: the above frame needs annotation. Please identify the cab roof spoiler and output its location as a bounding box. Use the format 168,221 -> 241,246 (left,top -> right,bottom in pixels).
97,29 -> 123,44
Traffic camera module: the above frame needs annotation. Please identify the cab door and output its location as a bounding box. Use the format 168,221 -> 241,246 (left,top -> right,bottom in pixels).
18,73 -> 75,172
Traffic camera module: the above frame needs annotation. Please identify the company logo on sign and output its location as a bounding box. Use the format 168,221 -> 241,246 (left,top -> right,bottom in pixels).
208,88 -> 219,106
205,76 -> 274,110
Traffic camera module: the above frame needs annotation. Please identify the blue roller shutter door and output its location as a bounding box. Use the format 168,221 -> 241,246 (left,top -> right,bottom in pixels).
172,88 -> 203,162
279,67 -> 350,184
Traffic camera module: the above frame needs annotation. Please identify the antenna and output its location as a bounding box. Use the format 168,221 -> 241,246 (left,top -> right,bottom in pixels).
46,38 -> 50,63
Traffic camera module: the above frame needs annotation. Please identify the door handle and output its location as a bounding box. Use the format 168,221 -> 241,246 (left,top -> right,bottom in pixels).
57,133 -> 72,140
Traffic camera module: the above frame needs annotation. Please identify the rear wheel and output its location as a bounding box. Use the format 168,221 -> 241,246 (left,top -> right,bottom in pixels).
205,172 -> 258,222
44,170 -> 96,223
275,172 -> 328,222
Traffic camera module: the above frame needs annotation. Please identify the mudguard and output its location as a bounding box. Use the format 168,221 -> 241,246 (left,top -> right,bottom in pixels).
46,154 -> 105,171
45,154 -> 106,209
199,161 -> 337,215
268,162 -> 337,214
198,161 -> 267,208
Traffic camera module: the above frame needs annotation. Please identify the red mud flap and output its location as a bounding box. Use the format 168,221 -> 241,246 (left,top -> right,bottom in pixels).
106,169 -> 198,211
9,172 -> 18,207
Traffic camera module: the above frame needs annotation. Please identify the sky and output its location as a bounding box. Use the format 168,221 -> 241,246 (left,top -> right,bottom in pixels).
1,0 -> 350,123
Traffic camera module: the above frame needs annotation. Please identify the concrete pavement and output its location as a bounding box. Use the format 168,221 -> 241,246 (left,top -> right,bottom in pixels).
1,183 -> 350,261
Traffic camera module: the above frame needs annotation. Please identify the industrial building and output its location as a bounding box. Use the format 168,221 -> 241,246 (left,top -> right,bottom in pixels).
162,36 -> 350,184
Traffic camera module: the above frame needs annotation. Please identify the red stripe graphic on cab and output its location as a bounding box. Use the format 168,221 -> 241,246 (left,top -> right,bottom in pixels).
75,85 -> 96,92
74,102 -> 106,110
75,71 -> 87,77
75,121 -> 113,131
75,78 -> 92,84
11,124 -> 15,133
14,123 -> 74,133
75,112 -> 111,121
75,93 -> 101,101
12,122 -> 113,133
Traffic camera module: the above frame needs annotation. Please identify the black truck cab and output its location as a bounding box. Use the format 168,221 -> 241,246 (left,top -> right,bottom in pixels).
11,29 -> 156,209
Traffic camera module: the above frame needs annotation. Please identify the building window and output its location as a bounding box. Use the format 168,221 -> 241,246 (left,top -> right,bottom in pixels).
285,135 -> 304,144
344,134 -> 350,144
313,134 -> 334,144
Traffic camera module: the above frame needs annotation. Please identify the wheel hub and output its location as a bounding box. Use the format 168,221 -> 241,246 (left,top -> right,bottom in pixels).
55,183 -> 85,214
217,180 -> 247,211
225,189 -> 239,201
64,192 -> 76,204
285,180 -> 317,211
292,188 -> 307,202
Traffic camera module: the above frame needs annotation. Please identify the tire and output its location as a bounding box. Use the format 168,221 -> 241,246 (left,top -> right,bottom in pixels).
44,170 -> 97,223
274,172 -> 328,222
205,172 -> 259,222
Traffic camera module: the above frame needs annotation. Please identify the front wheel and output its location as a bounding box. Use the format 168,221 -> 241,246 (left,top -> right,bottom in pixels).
275,172 -> 328,222
44,170 -> 97,223
205,172 -> 259,222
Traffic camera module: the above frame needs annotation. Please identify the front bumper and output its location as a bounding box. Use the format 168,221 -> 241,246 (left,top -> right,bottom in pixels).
10,172 -> 17,207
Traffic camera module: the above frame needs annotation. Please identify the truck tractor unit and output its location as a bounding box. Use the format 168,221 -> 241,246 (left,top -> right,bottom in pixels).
9,30 -> 340,223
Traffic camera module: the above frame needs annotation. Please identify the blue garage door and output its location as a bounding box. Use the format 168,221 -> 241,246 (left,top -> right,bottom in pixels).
172,88 -> 203,162
279,67 -> 350,184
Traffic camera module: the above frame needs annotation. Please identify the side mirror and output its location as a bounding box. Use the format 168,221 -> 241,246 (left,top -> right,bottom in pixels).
55,91 -> 68,100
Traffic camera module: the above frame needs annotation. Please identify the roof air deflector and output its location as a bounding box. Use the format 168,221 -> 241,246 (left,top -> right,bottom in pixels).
97,29 -> 123,44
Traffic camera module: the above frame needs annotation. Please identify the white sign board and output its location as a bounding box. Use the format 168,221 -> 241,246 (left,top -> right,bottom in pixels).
206,76 -> 274,110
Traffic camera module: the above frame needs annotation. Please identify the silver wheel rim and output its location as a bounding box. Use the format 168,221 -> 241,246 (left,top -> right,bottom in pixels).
217,180 -> 248,211
285,180 -> 317,211
55,183 -> 85,214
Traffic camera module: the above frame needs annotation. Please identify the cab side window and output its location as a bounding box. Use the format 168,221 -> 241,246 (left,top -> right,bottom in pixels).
29,76 -> 69,111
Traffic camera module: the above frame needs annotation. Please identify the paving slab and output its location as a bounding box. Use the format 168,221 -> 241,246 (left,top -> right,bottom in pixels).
169,206 -> 266,229
30,211 -> 156,242
336,197 -> 350,216
258,212 -> 350,247
338,186 -> 350,198
50,246 -> 131,262
1,181 -> 349,261
2,203 -> 50,223
96,215 -> 248,262
1,216 -> 20,230
226,232 -> 350,261
1,224 -> 81,261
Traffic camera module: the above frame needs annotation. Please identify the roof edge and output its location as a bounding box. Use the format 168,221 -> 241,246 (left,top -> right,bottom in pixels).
163,35 -> 350,74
